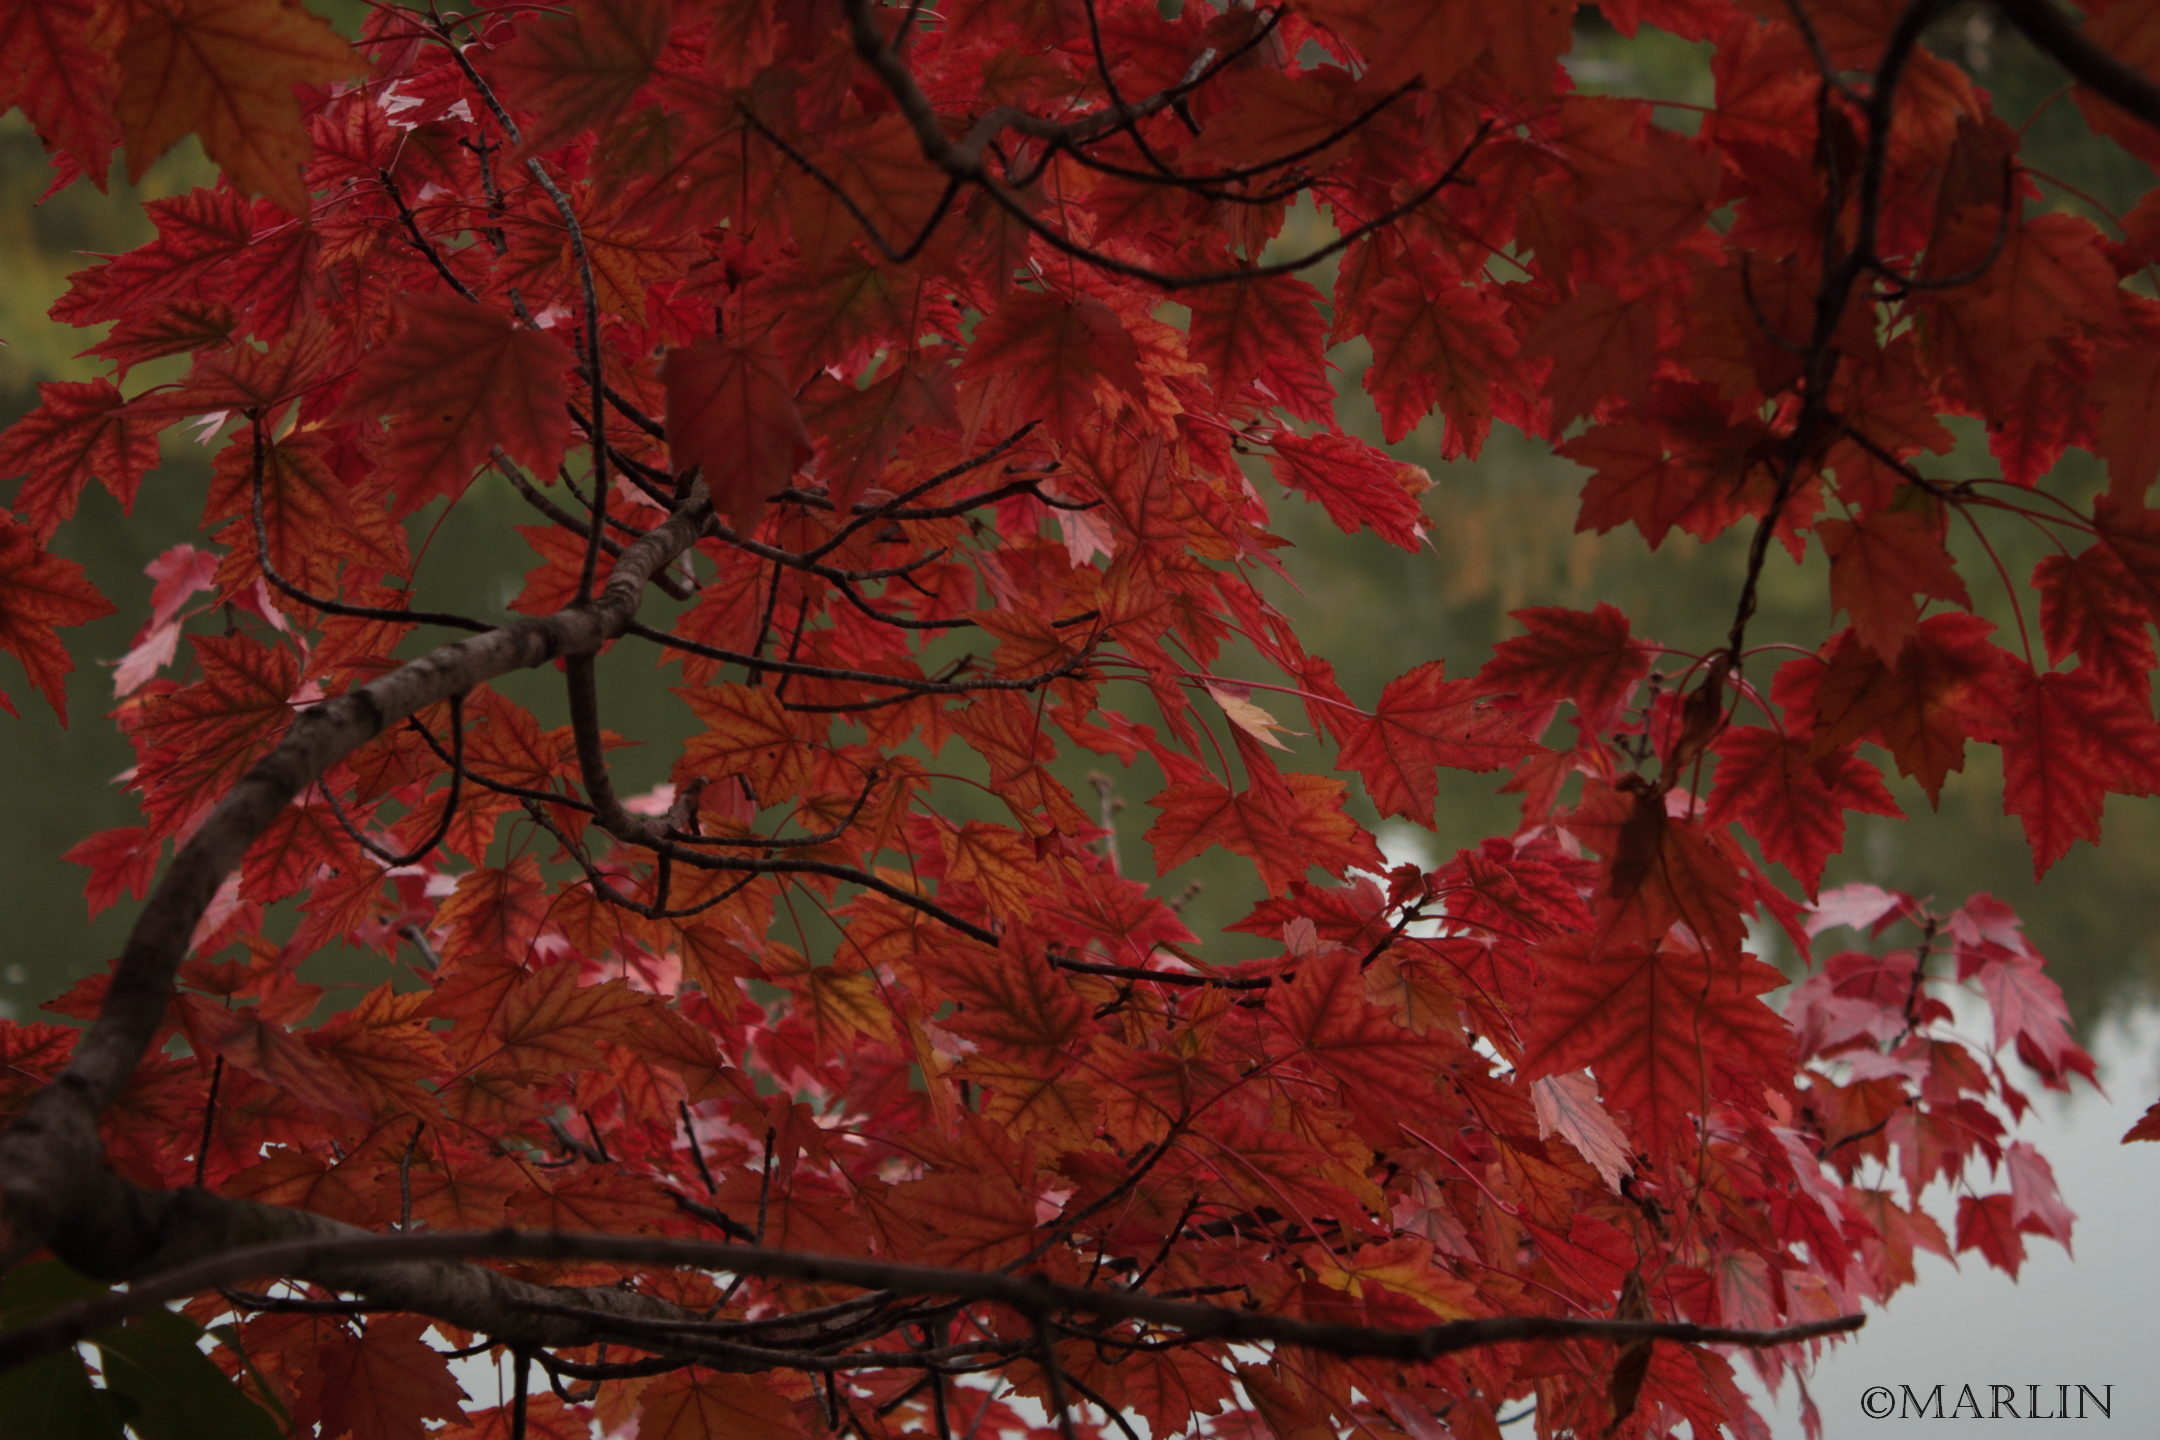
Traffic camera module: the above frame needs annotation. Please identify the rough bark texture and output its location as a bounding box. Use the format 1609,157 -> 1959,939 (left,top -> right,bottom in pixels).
0,490 -> 711,1269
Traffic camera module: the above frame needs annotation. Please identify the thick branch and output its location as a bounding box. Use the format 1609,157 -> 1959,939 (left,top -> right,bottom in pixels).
0,1213 -> 1864,1378
21,1179 -> 741,1359
0,486 -> 712,1266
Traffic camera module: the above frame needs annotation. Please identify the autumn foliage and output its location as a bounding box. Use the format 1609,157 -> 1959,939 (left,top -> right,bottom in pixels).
0,0 -> 2156,1437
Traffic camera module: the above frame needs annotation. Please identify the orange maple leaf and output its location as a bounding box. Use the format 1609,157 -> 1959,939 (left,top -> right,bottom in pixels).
177,995 -> 372,1120
114,0 -> 363,212
676,682 -> 813,800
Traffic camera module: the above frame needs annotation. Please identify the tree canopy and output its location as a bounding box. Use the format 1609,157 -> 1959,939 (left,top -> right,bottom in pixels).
0,1 -> 2156,1437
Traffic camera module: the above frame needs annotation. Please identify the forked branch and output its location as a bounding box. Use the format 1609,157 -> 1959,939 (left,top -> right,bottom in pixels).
0,484 -> 713,1269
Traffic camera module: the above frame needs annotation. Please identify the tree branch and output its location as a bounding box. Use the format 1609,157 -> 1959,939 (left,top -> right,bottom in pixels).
837,0 -> 1490,292
0,485 -> 713,1269
1994,0 -> 2160,131
0,1213 -> 1865,1379
1721,0 -> 1947,671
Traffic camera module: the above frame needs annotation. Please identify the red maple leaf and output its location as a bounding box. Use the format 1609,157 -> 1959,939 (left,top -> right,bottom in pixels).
305,1315 -> 467,1440
1266,432 -> 1432,550
1953,1193 -> 2027,1279
1563,384 -> 1774,549
0,516 -> 115,722
1519,933 -> 1793,1153
1473,602 -> 1654,735
957,288 -> 1149,446
128,632 -> 298,833
1525,283 -> 1660,427
490,0 -> 665,155
0,380 -> 162,538
1336,661 -> 1539,825
2001,667 -> 2160,876
63,826 -> 160,918
1146,749 -> 1383,894
2033,546 -> 2156,686
1820,507 -> 1971,659
663,335 -> 814,533
1707,726 -> 1901,895
51,187 -> 311,335
1185,274 -> 1335,424
1792,615 -> 2023,804
637,1371 -> 800,1440
1353,248 -> 1517,454
1566,781 -> 1755,958
113,0 -> 364,212
0,0 -> 122,176
0,4 -> 2144,1435
336,295 -> 576,514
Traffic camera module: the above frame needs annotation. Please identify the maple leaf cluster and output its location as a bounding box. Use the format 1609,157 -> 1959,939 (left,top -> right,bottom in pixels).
0,1 -> 2152,1438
